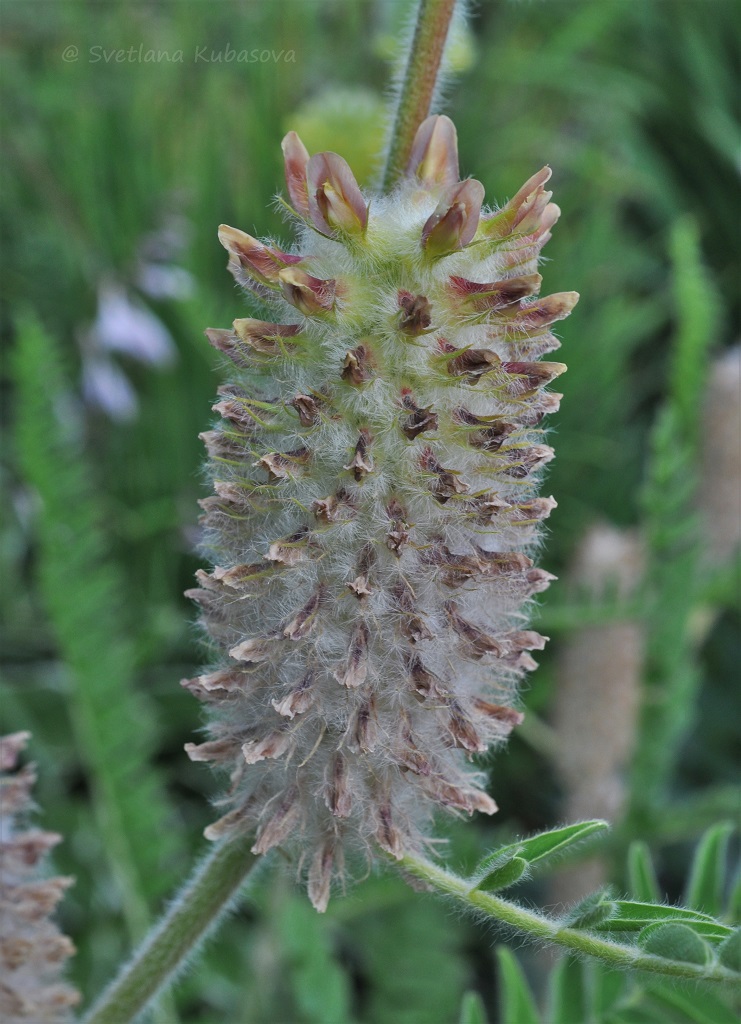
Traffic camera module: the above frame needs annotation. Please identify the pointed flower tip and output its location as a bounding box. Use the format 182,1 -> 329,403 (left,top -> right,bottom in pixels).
217,223 -> 245,252
281,130 -> 311,215
307,151 -> 368,236
278,266 -> 336,316
407,114 -> 460,188
482,165 -> 560,241
422,178 -> 485,256
218,224 -> 302,286
448,272 -> 543,311
0,730 -> 31,769
554,291 -> 580,316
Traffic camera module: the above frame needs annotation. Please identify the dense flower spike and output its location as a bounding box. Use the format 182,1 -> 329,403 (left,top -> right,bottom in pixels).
189,115 -> 577,910
0,734 -> 79,1022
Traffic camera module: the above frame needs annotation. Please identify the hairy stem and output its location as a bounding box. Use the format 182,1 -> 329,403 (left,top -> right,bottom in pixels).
84,835 -> 261,1024
400,853 -> 738,984
382,0 -> 458,190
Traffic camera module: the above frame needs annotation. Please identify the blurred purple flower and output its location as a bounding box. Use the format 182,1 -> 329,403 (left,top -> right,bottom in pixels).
137,263 -> 194,301
82,355 -> 139,422
92,283 -> 177,366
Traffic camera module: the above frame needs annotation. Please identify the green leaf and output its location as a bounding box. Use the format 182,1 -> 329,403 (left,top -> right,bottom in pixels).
276,894 -> 353,1024
628,842 -> 661,903
476,821 -> 609,877
717,928 -> 741,973
496,947 -> 540,1024
12,315 -> 182,939
685,821 -> 735,915
639,923 -> 713,965
646,982 -> 740,1024
474,856 -> 528,893
563,889 -> 617,929
549,957 -> 588,1024
357,877 -> 469,1024
668,215 -> 719,438
595,901 -> 732,940
459,990 -> 489,1024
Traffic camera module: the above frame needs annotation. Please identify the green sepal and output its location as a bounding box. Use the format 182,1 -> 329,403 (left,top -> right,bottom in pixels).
717,927 -> 741,973
474,856 -> 528,893
562,889 -> 617,930
639,922 -> 713,965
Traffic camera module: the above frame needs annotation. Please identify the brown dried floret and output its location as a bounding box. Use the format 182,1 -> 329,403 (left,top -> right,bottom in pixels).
334,621 -> 370,688
344,429 -> 373,481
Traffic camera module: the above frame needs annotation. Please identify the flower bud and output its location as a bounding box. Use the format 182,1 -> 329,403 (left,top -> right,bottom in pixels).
281,131 -> 311,215
422,179 -> 485,255
481,166 -> 555,241
218,225 -> 302,287
406,114 -> 459,188
278,267 -> 336,316
307,152 -> 368,236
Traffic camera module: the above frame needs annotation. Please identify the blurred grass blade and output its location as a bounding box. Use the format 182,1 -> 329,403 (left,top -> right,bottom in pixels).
496,947 -> 540,1024
685,822 -> 735,915
459,990 -> 488,1024
628,842 -> 662,903
592,964 -> 627,1019
549,957 -> 588,1024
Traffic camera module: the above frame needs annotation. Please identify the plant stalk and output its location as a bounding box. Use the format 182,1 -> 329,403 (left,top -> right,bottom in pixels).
400,853 -> 739,984
382,0 -> 458,190
84,835 -> 261,1024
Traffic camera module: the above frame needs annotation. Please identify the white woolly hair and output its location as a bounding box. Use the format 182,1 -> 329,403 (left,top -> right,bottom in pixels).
187,134 -> 573,913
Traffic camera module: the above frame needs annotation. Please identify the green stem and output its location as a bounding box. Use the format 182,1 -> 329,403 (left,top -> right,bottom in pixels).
400,853 -> 738,984
84,835 -> 261,1024
382,0 -> 458,191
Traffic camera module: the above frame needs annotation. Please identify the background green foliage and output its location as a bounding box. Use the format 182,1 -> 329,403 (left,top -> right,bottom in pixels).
1,1 -> 738,1020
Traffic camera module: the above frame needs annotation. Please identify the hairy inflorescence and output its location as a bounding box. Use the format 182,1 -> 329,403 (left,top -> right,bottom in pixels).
184,116 -> 577,911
